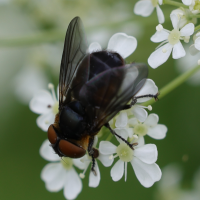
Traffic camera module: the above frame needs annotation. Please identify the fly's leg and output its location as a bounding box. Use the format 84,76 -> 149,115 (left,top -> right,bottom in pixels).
88,137 -> 99,176
104,123 -> 138,150
122,92 -> 159,110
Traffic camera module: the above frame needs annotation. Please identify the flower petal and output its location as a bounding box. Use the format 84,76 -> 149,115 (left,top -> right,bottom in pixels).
29,90 -> 54,114
73,158 -> 86,170
172,41 -> 186,59
144,113 -> 159,127
148,43 -> 173,68
115,112 -> 128,128
136,79 -> 158,102
111,159 -> 124,181
40,139 -> 60,161
156,6 -> 165,24
136,136 -> 145,147
182,0 -> 192,5
180,23 -> 194,36
134,0 -> 155,17
41,163 -> 63,183
194,37 -> 200,50
189,44 -> 199,55
89,162 -> 100,188
131,157 -> 162,187
64,168 -> 82,199
41,163 -> 66,192
147,124 -> 167,139
151,30 -> 169,43
88,42 -> 102,53
134,144 -> 158,164
98,153 -> 114,167
132,105 -> 148,122
36,112 -> 55,131
115,128 -> 129,142
99,141 -> 117,155
128,117 -> 138,127
170,13 -> 179,29
107,33 -> 137,58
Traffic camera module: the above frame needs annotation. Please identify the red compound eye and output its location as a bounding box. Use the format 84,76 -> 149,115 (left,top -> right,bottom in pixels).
47,125 -> 57,144
59,139 -> 86,158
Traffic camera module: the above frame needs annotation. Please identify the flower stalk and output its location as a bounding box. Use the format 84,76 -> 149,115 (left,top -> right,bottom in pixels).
142,64 -> 200,106
163,0 -> 188,8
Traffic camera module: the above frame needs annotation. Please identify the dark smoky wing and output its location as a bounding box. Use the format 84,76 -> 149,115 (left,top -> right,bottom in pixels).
79,63 -> 148,130
59,16 -> 89,109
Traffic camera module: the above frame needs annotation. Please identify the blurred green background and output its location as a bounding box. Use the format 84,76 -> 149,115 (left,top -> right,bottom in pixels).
1,0 -> 200,200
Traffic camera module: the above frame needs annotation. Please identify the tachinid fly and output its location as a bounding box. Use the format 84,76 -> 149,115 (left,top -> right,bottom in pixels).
47,16 -> 158,175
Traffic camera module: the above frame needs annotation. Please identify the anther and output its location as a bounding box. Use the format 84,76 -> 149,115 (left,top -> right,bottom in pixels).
162,48 -> 167,53
79,173 -> 85,179
156,24 -> 163,32
48,83 -> 54,89
109,155 -> 113,160
148,105 -> 152,111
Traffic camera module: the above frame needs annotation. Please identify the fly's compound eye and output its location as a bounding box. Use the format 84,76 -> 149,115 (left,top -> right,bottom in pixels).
59,139 -> 86,158
48,125 -> 57,144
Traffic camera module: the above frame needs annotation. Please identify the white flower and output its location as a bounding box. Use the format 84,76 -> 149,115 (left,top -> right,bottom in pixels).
189,32 -> 200,55
79,136 -> 114,188
115,112 -> 167,140
171,8 -> 197,29
99,136 -> 162,187
148,14 -> 194,68
13,65 -> 49,104
88,33 -> 137,59
40,139 -> 84,200
176,44 -> 200,85
134,0 -> 165,24
183,0 -> 200,14
29,83 -> 59,131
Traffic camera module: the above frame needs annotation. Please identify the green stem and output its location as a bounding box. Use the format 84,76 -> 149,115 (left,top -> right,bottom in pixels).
142,64 -> 200,107
163,0 -> 188,8
195,24 -> 200,32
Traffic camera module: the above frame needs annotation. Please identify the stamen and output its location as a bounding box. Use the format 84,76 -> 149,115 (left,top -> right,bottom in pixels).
109,155 -> 113,160
148,105 -> 152,111
162,48 -> 167,53
79,162 -> 90,179
183,36 -> 190,43
155,40 -> 168,50
156,24 -> 163,32
140,105 -> 152,111
48,83 -> 57,102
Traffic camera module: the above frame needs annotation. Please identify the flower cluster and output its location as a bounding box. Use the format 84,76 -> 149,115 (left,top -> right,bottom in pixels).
134,0 -> 200,68
30,33 -> 167,199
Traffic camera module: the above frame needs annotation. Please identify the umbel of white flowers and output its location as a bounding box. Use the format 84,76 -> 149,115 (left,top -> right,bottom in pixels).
30,32 -> 167,200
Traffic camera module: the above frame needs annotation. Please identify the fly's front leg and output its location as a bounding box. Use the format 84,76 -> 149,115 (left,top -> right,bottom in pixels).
122,92 -> 159,111
88,137 -> 99,176
104,123 -> 138,150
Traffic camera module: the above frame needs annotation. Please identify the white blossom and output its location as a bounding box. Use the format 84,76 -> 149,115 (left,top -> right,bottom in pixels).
29,83 -> 59,131
148,14 -> 194,68
134,0 -> 165,24
79,136 -> 114,188
183,0 -> 200,14
99,135 -> 162,187
171,8 -> 197,29
176,44 -> 200,85
189,32 -> 200,55
40,140 -> 84,200
88,32 -> 137,59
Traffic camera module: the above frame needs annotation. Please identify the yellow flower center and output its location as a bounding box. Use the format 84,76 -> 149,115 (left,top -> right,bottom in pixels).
61,157 -> 73,170
116,143 -> 134,162
134,124 -> 148,136
52,101 -> 59,115
151,0 -> 158,7
168,29 -> 180,45
194,0 -> 200,11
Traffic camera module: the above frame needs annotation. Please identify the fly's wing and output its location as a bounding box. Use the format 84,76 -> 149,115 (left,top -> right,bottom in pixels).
59,16 -> 89,110
79,63 -> 148,130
